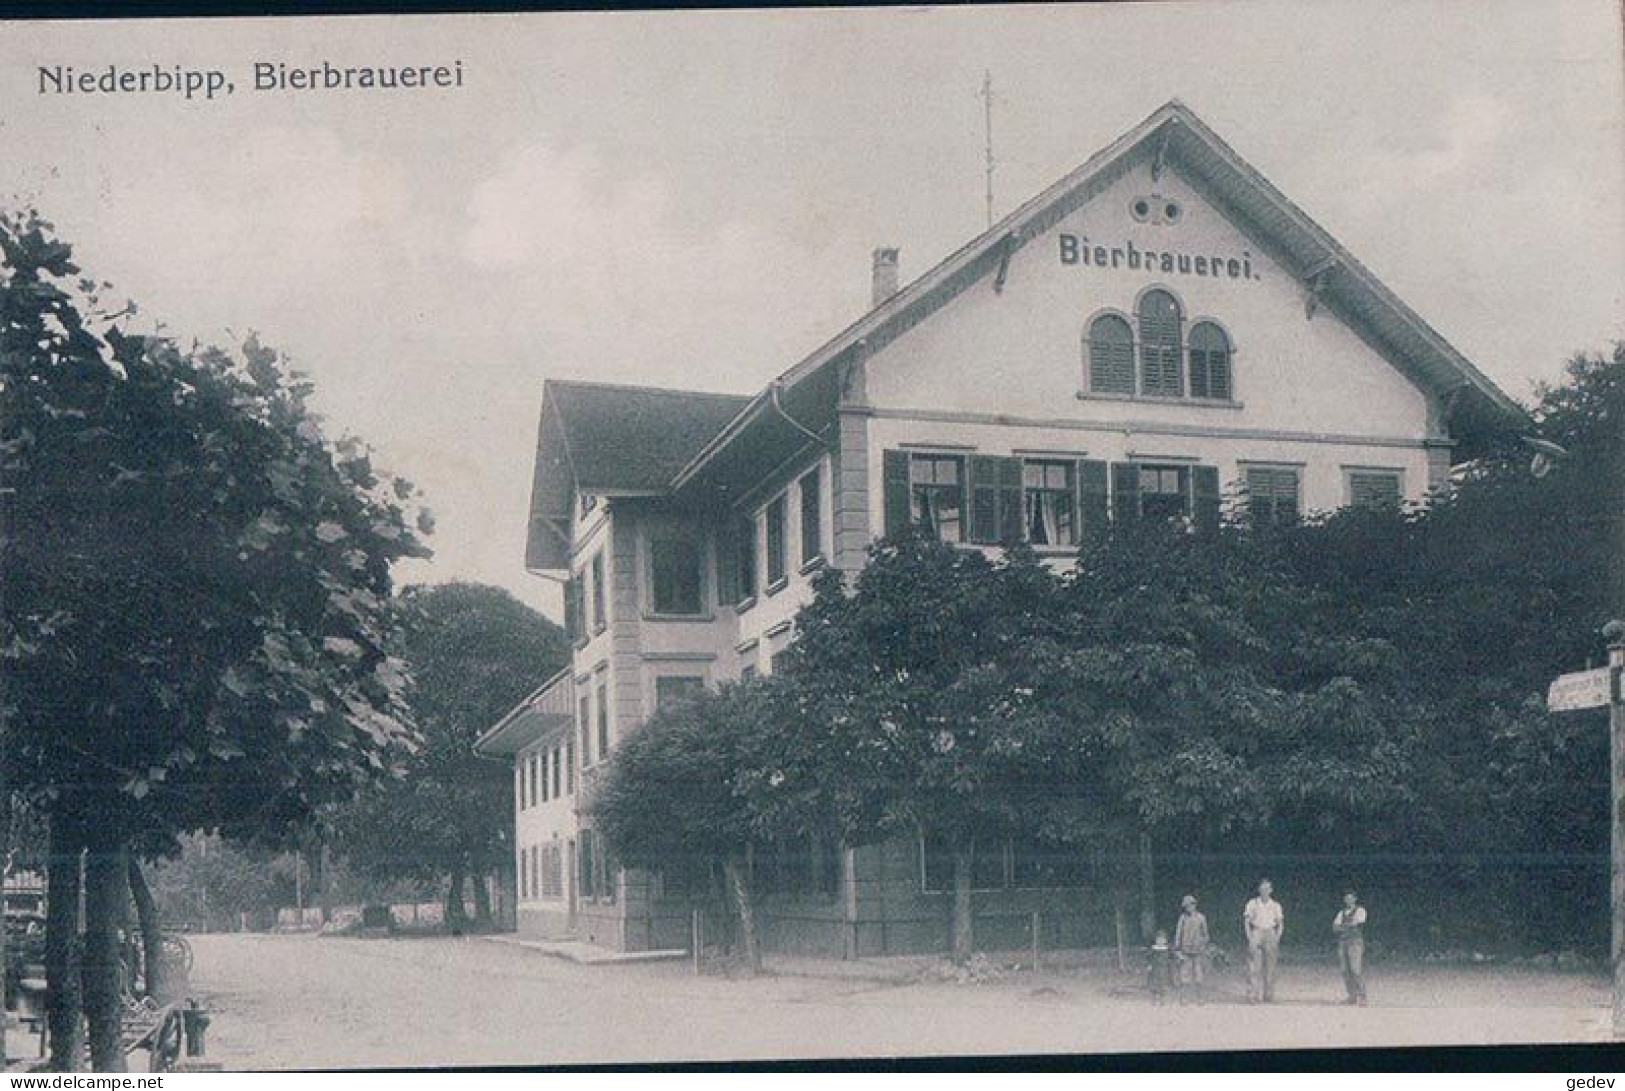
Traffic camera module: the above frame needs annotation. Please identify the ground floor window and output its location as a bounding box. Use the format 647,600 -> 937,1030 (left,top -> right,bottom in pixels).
577,828 -> 618,905
1244,465 -> 1301,526
751,835 -> 841,903
921,831 -> 1092,892
1348,469 -> 1403,510
540,843 -> 564,900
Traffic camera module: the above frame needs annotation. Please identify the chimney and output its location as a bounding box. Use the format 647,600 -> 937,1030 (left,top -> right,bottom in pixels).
871,247 -> 899,307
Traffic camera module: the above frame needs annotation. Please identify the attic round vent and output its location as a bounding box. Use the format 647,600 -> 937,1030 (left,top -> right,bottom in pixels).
1131,198 -> 1152,222
1163,201 -> 1183,223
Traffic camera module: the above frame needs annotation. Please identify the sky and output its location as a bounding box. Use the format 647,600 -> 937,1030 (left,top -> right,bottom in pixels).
4,1 -> 1622,621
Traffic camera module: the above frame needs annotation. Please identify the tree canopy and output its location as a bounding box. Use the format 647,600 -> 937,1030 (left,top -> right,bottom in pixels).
333,581 -> 567,922
1,210 -> 431,1068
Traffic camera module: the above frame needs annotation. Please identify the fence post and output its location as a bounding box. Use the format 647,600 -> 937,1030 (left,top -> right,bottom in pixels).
692,908 -> 701,976
1031,910 -> 1040,972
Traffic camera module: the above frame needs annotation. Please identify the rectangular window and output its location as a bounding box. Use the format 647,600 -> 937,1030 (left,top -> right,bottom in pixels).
540,751 -> 550,804
578,829 -> 597,901
596,681 -> 610,759
740,661 -> 757,682
565,736 -> 575,795
920,832 -> 1009,893
735,517 -> 758,602
717,517 -> 757,606
799,469 -> 822,567
547,844 -> 565,899
1022,460 -> 1076,546
515,765 -> 524,812
520,844 -> 529,899
590,553 -> 606,634
649,534 -> 704,615
656,675 -> 706,710
578,694 -> 592,767
1139,464 -> 1191,521
1245,466 -> 1300,526
909,455 -> 965,543
765,495 -> 788,587
1349,470 -> 1403,511
565,576 -> 584,645
551,745 -> 562,799
527,753 -> 539,807
530,845 -> 540,900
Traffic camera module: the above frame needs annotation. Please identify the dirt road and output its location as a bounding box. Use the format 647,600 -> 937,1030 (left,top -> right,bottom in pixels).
187,933 -> 1613,1068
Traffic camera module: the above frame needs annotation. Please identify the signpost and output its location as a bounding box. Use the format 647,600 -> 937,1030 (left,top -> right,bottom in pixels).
1549,621 -> 1625,1037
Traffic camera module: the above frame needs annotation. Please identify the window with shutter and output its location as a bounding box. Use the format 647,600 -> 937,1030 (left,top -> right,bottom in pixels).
590,553 -> 606,634
765,494 -> 788,587
1111,462 -> 1141,523
1087,314 -> 1134,394
1023,460 -> 1075,546
595,680 -> 610,758
799,469 -> 822,566
1189,322 -> 1233,400
1138,290 -> 1184,397
1139,464 -> 1191,521
578,694 -> 592,767
1078,460 -> 1109,539
882,450 -> 911,537
1244,466 -> 1300,526
1193,465 -> 1222,531
908,455 -> 965,542
1348,470 -> 1402,511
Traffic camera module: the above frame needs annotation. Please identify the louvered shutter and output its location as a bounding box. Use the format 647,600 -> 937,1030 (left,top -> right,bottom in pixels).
1350,472 -> 1401,510
1111,462 -> 1141,523
1077,460 -> 1109,539
1193,465 -> 1221,532
882,450 -> 911,537
1087,315 -> 1134,395
998,458 -> 1024,543
969,455 -> 1001,544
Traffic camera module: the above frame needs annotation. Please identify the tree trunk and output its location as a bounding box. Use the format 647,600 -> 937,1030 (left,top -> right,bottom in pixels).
445,865 -> 466,934
472,869 -> 492,925
317,842 -> 332,924
950,843 -> 975,963
1138,828 -> 1156,942
45,810 -> 85,1071
82,834 -> 128,1072
722,852 -> 761,974
127,856 -> 164,1001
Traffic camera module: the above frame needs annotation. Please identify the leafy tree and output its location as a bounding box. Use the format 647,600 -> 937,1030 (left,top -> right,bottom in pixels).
0,212 -> 427,1069
333,582 -> 567,927
1023,515 -> 1412,939
784,531 -> 1061,960
591,677 -> 802,972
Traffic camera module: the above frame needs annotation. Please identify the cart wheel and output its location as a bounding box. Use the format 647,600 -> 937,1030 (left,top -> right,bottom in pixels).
160,934 -> 194,977
152,1010 -> 183,1072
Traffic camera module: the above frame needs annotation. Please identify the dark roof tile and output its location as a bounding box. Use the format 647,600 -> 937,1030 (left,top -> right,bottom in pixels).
546,380 -> 750,493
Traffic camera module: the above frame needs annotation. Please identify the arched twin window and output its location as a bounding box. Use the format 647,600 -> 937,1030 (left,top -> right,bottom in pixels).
1086,291 -> 1232,402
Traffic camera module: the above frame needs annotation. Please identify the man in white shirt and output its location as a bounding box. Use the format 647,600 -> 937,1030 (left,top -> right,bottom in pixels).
1333,890 -> 1368,1005
1242,878 -> 1284,1002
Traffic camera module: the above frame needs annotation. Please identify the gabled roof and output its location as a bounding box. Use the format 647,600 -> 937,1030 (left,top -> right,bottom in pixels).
671,99 -> 1527,492
548,380 -> 750,493
525,379 -> 750,570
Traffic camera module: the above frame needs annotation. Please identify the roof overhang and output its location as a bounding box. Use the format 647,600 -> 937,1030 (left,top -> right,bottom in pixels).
472,667 -> 574,760
669,100 -> 1529,491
